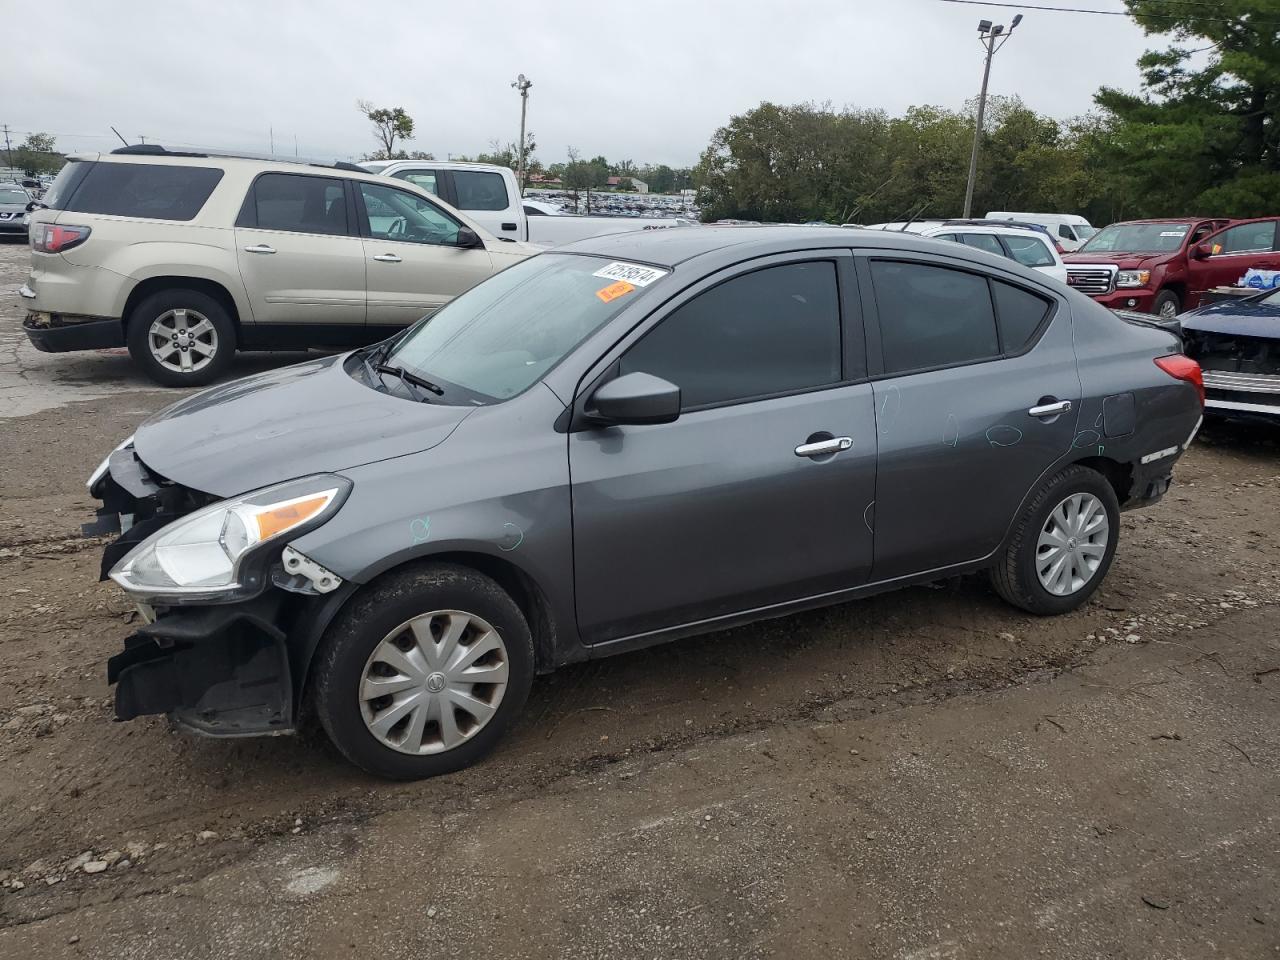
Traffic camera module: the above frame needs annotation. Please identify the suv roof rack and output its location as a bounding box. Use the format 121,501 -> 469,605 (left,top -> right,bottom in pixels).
110,144 -> 367,174
941,218 -> 1040,230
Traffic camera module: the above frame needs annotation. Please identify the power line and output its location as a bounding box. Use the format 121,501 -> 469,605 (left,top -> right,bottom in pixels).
932,0 -> 1280,26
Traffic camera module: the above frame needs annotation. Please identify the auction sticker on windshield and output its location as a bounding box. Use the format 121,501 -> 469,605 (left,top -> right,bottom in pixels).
593,262 -> 669,286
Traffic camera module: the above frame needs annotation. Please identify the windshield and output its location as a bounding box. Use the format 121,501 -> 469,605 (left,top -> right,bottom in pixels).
0,189 -> 28,204
1080,223 -> 1190,254
1074,224 -> 1098,239
384,254 -> 667,402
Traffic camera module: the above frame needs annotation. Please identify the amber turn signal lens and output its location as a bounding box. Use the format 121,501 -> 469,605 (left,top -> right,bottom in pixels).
253,495 -> 332,540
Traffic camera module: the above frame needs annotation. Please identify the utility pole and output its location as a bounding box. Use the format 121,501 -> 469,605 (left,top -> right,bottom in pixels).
962,14 -> 1022,218
2,124 -> 12,169
511,74 -> 532,194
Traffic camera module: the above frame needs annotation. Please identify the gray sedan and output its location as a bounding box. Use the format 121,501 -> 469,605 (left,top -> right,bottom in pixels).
0,185 -> 31,235
87,227 -> 1205,779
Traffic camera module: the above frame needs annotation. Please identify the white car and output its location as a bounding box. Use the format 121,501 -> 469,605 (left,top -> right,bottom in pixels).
919,224 -> 1067,284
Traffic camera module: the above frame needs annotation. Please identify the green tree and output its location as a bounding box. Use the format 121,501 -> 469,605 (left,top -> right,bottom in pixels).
12,133 -> 63,176
357,100 -> 416,160
1095,0 -> 1280,216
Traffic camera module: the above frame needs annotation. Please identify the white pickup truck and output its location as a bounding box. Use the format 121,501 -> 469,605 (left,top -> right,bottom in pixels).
361,160 -> 696,248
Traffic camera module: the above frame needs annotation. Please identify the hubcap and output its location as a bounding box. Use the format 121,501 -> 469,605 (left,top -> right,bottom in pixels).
1158,300 -> 1178,320
358,610 -> 509,755
1036,492 -> 1110,596
147,308 -> 217,374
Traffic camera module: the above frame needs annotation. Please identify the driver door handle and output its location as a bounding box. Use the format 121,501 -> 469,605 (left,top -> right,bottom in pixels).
1028,399 -> 1072,418
795,437 -> 853,458
372,253 -> 402,263
243,244 -> 275,254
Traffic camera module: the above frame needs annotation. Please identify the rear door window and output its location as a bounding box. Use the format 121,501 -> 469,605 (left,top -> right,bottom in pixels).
246,173 -> 348,236
870,261 -> 1000,374
452,170 -> 510,211
60,161 -> 223,221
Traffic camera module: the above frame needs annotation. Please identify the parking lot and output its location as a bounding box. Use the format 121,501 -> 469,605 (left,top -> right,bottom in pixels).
0,234 -> 1277,958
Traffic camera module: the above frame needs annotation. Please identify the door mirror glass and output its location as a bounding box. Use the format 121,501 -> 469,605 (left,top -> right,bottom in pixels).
456,226 -> 484,249
590,372 -> 681,425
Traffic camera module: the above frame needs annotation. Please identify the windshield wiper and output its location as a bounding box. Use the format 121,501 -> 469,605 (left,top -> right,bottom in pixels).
375,363 -> 444,397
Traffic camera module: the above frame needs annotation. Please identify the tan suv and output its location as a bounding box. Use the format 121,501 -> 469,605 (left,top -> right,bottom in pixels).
20,146 -> 536,385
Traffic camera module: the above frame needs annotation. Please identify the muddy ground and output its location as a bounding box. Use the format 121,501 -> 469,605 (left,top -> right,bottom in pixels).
0,238 -> 1276,958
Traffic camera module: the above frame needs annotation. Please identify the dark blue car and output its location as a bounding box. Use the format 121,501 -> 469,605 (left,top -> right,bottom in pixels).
1179,288 -> 1280,421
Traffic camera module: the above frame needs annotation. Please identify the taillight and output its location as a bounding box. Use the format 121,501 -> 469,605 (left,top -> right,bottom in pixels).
30,222 -> 91,254
1155,354 -> 1204,406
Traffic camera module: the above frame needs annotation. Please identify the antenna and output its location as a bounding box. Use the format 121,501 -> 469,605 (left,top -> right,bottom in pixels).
110,126 -> 129,147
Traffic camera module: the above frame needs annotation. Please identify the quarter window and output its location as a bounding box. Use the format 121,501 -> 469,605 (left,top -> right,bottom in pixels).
1003,234 -> 1056,268
620,262 -> 842,409
452,171 -> 510,211
62,161 -> 223,221
250,174 -> 347,235
870,261 -> 1000,374
358,182 -> 461,245
992,280 -> 1052,352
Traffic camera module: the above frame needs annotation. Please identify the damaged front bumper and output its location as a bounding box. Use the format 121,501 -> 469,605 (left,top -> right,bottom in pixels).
93,444 -> 354,737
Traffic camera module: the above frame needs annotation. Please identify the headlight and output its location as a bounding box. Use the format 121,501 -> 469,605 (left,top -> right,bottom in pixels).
1116,270 -> 1151,288
110,474 -> 351,603
88,435 -> 134,494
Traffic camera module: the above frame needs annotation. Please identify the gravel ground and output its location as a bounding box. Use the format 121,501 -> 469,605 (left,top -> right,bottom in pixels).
0,237 -> 1277,958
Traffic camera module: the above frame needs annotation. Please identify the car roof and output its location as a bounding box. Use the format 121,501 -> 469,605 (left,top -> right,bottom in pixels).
75,146 -> 383,182
553,225 -> 995,269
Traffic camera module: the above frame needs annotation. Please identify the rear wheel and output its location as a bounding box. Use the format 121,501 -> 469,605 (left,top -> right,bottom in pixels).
126,288 -> 235,387
1152,289 -> 1181,321
312,563 -> 535,780
990,465 -> 1120,615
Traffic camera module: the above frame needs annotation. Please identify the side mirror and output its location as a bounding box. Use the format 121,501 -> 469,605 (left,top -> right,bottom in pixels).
455,227 -> 484,249
589,372 -> 681,426
1192,242 -> 1214,260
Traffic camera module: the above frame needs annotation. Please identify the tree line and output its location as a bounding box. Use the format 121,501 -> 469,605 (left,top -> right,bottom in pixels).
695,0 -> 1280,224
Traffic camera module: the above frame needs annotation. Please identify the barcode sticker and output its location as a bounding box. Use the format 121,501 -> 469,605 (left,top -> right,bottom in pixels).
592,262 -> 668,286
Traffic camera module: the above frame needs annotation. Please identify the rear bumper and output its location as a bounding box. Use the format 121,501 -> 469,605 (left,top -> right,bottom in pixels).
23,313 -> 124,352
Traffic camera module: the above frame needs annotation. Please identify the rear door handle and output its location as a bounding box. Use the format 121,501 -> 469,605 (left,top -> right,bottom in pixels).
795,436 -> 853,458
243,244 -> 275,254
372,253 -> 402,263
1028,399 -> 1072,418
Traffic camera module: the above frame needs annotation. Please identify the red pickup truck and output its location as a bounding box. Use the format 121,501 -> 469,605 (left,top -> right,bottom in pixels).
1062,217 -> 1280,319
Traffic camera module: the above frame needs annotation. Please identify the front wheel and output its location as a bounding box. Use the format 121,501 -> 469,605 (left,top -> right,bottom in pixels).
126,289 -> 236,387
312,563 -> 535,780
1152,289 -> 1181,321
990,465 -> 1120,615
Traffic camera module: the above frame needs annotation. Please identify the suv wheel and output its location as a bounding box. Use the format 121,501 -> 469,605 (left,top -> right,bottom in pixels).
312,563 -> 535,780
1152,289 -> 1181,321
990,465 -> 1120,615
126,289 -> 235,387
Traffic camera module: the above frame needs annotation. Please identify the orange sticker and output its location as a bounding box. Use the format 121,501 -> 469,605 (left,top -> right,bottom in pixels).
596,280 -> 635,303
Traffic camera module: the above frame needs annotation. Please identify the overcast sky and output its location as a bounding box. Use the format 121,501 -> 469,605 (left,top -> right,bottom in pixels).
9,0 -> 1159,167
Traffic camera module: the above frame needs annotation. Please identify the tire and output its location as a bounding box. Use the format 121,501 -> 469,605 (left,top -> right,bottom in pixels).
990,465 -> 1120,616
126,288 -> 235,387
1152,289 -> 1181,321
312,563 -> 535,780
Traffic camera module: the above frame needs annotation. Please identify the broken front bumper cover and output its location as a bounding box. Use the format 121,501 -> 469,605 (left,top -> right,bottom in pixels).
108,595 -> 295,737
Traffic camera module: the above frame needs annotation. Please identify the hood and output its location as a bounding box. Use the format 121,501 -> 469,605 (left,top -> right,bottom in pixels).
1179,296 -> 1280,338
133,354 -> 473,498
0,201 -> 27,214
1062,251 -> 1171,268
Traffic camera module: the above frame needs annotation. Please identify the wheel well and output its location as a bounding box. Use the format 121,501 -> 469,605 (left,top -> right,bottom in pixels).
1072,455 -> 1133,503
363,552 -> 560,673
1157,281 -> 1186,306
123,276 -> 242,335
